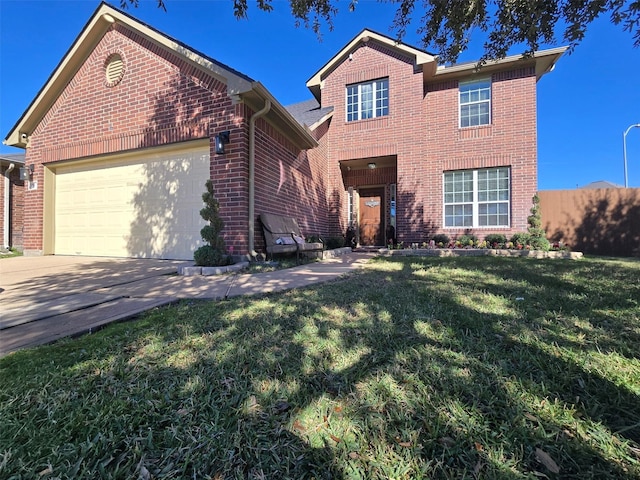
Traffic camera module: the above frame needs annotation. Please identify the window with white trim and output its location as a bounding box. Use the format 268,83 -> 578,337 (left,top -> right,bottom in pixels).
346,78 -> 389,122
444,167 -> 510,227
459,79 -> 491,127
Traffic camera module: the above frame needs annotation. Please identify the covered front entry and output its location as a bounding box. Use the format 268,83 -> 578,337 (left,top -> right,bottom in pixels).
48,143 -> 209,260
358,187 -> 385,246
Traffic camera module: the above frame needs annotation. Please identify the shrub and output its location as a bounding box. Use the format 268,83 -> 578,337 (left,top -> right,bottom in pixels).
324,237 -> 344,250
193,180 -> 233,266
194,245 -> 232,266
530,236 -> 551,251
527,194 -> 550,251
510,232 -> 531,247
484,233 -> 507,248
431,234 -> 450,247
456,234 -> 478,247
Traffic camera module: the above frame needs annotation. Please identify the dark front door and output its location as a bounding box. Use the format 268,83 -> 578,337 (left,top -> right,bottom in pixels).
359,188 -> 384,246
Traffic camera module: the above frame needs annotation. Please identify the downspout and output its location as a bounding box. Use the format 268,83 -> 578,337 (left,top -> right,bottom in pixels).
3,163 -> 15,248
248,99 -> 271,257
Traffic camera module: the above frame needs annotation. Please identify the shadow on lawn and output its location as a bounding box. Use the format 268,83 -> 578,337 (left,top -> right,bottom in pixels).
2,256 -> 639,478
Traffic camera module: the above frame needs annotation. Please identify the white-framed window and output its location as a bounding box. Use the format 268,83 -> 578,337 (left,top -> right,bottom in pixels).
459,78 -> 491,127
444,167 -> 510,227
346,78 -> 389,122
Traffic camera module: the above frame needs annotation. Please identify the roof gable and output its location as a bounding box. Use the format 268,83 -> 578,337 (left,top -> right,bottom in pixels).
306,29 -> 437,101
4,2 -> 316,150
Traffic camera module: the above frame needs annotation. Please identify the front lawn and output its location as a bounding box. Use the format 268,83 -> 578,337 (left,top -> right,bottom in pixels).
1,256 -> 639,479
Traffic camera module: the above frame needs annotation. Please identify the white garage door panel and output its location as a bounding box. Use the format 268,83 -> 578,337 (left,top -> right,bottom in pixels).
55,148 -> 209,259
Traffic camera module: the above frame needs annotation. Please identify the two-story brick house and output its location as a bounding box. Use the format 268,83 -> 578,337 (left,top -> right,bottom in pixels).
3,3 -> 565,259
291,30 -> 565,247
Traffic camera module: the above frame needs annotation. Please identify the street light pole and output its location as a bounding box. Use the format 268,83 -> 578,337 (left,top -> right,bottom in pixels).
623,123 -> 640,188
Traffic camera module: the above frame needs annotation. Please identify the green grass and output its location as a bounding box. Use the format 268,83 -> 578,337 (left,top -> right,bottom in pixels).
246,254 -> 320,273
0,248 -> 22,259
1,256 -> 639,479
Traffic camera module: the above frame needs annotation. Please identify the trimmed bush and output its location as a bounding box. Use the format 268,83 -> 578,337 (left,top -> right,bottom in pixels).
456,234 -> 478,247
510,232 -> 531,247
431,234 -> 450,247
530,236 -> 551,251
485,233 -> 507,248
194,245 -> 232,267
324,236 -> 345,250
527,193 -> 550,250
194,180 -> 233,266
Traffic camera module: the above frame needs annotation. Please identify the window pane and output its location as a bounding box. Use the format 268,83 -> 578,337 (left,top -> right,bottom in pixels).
479,201 -> 509,226
361,83 -> 373,119
346,85 -> 358,122
376,78 -> 389,117
460,79 -> 491,127
346,78 -> 389,121
445,167 -> 510,228
445,204 -> 472,227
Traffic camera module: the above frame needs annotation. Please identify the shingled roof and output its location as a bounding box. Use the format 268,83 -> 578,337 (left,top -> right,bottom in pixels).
286,99 -> 334,130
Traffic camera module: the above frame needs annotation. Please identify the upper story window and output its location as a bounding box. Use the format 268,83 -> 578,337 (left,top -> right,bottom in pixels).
444,167 -> 510,227
346,78 -> 389,122
459,79 -> 491,127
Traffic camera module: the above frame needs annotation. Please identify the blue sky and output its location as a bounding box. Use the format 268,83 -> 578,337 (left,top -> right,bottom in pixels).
1,0 -> 639,189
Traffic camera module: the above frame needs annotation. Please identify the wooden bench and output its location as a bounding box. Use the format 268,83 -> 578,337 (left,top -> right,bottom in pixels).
259,213 -> 324,262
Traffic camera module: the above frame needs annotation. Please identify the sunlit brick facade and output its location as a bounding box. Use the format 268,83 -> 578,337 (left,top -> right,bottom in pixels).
5,4 -> 565,258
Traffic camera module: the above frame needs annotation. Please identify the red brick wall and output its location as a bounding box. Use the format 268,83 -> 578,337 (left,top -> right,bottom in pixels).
10,168 -> 24,249
317,39 -> 538,244
319,41 -> 427,243
20,19 -> 541,255
22,23 -> 238,254
252,111 -> 330,254
0,166 -> 24,249
425,68 -> 538,240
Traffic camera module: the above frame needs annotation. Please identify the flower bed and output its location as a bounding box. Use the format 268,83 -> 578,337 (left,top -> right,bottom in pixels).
382,247 -> 582,259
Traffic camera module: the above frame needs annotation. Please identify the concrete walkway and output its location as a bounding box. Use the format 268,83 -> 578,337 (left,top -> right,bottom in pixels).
0,253 -> 373,357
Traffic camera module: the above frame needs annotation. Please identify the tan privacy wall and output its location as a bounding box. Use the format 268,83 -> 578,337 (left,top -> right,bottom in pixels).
53,144 -> 209,260
539,188 -> 640,257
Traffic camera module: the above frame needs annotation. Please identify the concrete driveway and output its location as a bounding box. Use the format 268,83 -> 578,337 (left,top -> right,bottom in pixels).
0,255 -> 193,356
0,255 -> 190,308
0,252 -> 373,357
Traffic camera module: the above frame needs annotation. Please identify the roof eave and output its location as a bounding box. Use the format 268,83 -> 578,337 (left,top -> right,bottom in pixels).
0,155 -> 25,166
433,46 -> 569,81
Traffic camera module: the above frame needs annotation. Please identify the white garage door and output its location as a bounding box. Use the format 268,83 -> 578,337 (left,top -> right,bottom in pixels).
54,145 -> 210,260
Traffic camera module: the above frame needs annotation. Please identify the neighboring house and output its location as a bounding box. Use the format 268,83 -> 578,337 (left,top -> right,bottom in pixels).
0,153 -> 25,250
3,2 -> 566,260
579,180 -> 623,189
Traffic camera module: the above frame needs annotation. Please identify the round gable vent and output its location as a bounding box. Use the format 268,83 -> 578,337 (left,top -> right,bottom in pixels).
104,53 -> 125,87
